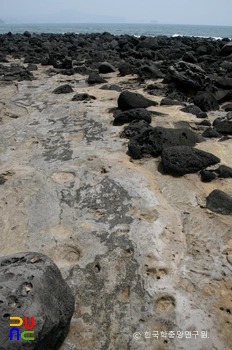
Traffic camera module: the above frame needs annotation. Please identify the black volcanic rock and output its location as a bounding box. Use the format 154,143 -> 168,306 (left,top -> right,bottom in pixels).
128,127 -> 205,159
100,84 -> 122,92
226,111 -> 232,119
98,62 -> 116,73
166,61 -> 211,92
161,146 -> 220,176
137,65 -> 165,81
118,63 -> 135,76
136,37 -> 159,50
121,120 -> 152,139
27,64 -> 38,71
87,72 -> 107,84
193,91 -> 219,112
213,117 -> 232,134
50,55 -> 73,69
216,77 -> 232,89
181,104 -> 208,118
0,175 -> 7,185
72,93 -> 96,101
0,252 -> 75,350
23,30 -> 31,37
53,84 -> 73,94
215,164 -> 232,178
215,89 -> 232,103
0,54 -> 8,63
200,169 -> 217,182
0,64 -> 34,81
160,98 -> 185,106
223,103 -> 232,111
201,165 -> 232,182
113,108 -> 152,125
118,90 -> 158,111
198,120 -> 211,126
202,128 -> 222,138
206,189 -> 232,215
166,90 -> 189,102
182,52 -> 198,63
220,42 -> 232,56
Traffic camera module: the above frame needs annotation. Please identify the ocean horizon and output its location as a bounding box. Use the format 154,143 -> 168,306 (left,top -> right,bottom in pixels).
0,22 -> 232,39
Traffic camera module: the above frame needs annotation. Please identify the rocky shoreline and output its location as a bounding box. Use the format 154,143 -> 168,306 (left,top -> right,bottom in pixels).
0,32 -> 232,350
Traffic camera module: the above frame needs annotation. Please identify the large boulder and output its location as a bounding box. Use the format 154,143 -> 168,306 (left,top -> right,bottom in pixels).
166,61 -> 211,92
206,189 -> 232,215
0,252 -> 75,350
193,91 -> 219,112
117,90 -> 158,111
113,108 -> 152,125
161,146 -> 220,175
128,127 -> 205,159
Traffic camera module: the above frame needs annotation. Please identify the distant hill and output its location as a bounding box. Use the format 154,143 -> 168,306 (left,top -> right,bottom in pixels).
0,18 -> 5,24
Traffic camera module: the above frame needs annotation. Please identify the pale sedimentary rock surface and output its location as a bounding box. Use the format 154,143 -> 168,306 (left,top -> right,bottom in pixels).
0,61 -> 232,350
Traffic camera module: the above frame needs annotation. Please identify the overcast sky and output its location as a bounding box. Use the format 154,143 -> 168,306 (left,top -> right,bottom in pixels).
1,0 -> 232,25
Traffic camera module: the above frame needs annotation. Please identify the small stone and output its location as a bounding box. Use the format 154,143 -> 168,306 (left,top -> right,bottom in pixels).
98,62 -> 117,73
53,84 -> 73,94
206,189 -> 232,215
87,72 -> 107,84
72,93 -> 96,101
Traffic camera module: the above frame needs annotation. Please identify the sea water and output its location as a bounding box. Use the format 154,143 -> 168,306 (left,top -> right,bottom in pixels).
0,23 -> 232,39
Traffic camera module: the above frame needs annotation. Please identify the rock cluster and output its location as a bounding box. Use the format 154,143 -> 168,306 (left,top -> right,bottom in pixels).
127,126 -> 205,159
0,32 -> 231,96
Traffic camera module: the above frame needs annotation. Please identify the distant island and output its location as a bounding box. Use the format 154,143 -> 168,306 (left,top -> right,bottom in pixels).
0,18 -> 5,24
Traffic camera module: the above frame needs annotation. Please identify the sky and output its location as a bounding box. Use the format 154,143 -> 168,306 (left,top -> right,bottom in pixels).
1,0 -> 232,26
